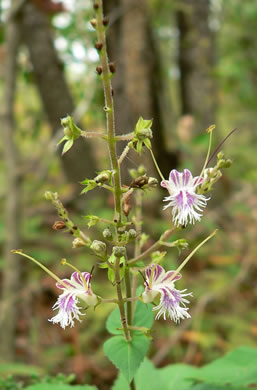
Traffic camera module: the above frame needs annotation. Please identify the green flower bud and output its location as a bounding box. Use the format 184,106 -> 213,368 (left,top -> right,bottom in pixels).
103,228 -> 113,241
90,240 -> 107,257
112,246 -> 126,258
44,191 -> 58,201
94,171 -> 111,184
138,165 -> 146,175
64,127 -> 72,137
217,151 -> 224,159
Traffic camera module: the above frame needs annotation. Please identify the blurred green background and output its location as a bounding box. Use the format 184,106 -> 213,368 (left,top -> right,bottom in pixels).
0,0 -> 257,389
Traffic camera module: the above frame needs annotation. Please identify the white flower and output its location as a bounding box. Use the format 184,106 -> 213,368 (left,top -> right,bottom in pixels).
49,271 -> 97,329
142,264 -> 192,323
161,169 -> 209,226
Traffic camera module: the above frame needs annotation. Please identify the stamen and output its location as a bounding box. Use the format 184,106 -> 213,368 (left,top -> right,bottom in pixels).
61,258 -> 89,291
12,250 -> 62,284
206,127 -> 238,167
168,229 -> 218,282
197,125 -> 215,185
149,263 -> 159,288
149,148 -> 165,182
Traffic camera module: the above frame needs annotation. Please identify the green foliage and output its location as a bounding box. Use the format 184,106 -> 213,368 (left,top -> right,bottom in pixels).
112,347 -> 257,389
0,363 -> 43,377
24,385 -> 97,390
104,334 -> 150,384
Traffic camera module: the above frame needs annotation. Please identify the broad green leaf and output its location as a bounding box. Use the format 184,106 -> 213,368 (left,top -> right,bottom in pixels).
133,300 -> 154,330
112,373 -> 129,390
135,358 -> 166,390
112,358 -> 165,390
106,300 -> 153,335
159,363 -> 199,390
106,307 -> 123,335
190,346 -> 257,387
104,334 -> 150,383
25,385 -> 97,390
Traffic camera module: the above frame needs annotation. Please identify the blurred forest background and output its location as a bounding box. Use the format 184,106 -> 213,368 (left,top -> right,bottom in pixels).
0,0 -> 257,389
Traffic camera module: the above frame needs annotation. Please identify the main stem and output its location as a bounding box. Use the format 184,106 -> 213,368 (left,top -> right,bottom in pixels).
95,1 -> 122,229
95,0 -> 131,343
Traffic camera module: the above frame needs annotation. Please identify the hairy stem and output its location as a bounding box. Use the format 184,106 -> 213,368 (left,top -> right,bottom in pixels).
95,0 -> 122,229
115,258 -> 131,341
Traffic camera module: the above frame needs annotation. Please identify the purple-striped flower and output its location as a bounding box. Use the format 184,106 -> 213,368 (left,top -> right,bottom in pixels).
49,271 -> 97,329
142,264 -> 192,323
161,169 -> 209,226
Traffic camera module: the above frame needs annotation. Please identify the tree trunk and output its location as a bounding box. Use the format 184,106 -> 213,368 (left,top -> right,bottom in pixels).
0,7 -> 21,361
177,0 -> 216,134
18,2 -> 97,188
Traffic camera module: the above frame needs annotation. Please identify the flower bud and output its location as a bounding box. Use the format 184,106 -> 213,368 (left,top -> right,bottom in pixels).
52,221 -> 66,230
148,177 -> 158,188
94,171 -> 111,184
136,128 -> 153,140
64,127 -> 72,137
90,18 -> 97,28
128,229 -> 137,239
96,65 -> 103,75
72,238 -> 86,248
112,246 -> 126,258
95,42 -> 103,51
103,228 -> 113,241
90,240 -> 107,257
217,151 -> 224,160
138,165 -> 146,175
44,191 -> 58,201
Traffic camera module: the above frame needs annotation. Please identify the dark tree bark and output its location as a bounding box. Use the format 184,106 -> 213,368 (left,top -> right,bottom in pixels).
177,0 -> 216,133
0,7 -> 21,361
18,2 -> 97,188
104,0 -> 178,180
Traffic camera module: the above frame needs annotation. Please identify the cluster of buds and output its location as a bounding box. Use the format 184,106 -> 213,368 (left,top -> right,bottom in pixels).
199,151 -> 232,194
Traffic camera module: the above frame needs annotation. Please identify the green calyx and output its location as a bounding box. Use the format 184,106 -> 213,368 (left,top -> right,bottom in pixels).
129,117 -> 153,154
58,115 -> 82,155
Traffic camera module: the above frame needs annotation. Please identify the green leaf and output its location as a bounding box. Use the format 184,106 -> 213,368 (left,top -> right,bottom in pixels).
106,299 -> 153,336
135,358 -> 166,390
136,140 -> 143,154
133,300 -> 154,330
112,358 -> 165,390
190,346 -> 257,387
108,267 -> 115,284
159,363 -> 199,390
62,139 -> 74,155
106,307 -> 123,335
104,334 -> 150,383
25,385 -> 97,390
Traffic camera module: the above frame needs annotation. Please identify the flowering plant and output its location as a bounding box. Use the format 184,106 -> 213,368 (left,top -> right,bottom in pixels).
13,1 -> 233,387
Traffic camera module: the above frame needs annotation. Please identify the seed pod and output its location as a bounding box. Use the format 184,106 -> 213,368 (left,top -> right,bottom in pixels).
52,221 -> 66,230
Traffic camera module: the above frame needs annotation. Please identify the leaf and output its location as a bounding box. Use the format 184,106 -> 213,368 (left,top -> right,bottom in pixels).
112,358 -> 165,390
159,363 -> 199,390
133,299 -> 154,330
106,300 -> 153,336
25,385 -> 97,390
135,358 -> 166,390
190,346 -> 257,387
62,139 -> 74,155
104,334 -> 150,383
